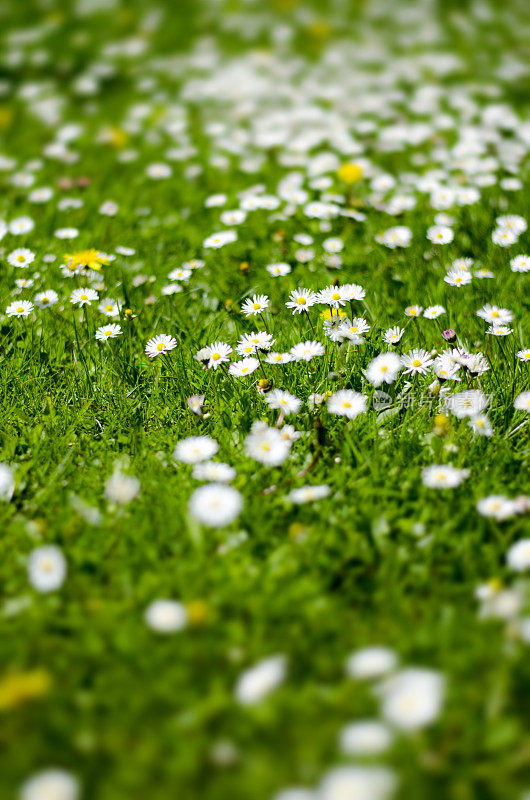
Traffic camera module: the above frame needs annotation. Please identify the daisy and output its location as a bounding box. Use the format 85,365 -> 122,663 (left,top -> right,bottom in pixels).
340,721 -> 393,757
70,288 -> 99,306
34,290 -> 58,308
20,770 -> 79,800
323,237 -> 343,253
290,340 -> 325,362
220,209 -> 246,225
98,298 -> 120,316
266,262 -> 291,277
183,259 -> 204,270
380,668 -> 445,730
507,540 -> 530,571
476,304 -> 513,324
376,225 -> 412,248
244,422 -> 291,466
487,325 -> 513,336
285,288 -> 317,314
264,390 -> 302,415
514,391 -> 530,412
517,349 -> 530,362
55,228 -> 79,240
173,436 -> 218,464
240,294 -> 270,316
188,483 -> 242,527
340,317 -> 370,341
317,285 -> 347,308
434,355 -> 461,381
161,284 -> 182,296
235,655 -> 286,705
423,306 -> 445,319
317,766 -> 397,800
468,414 -> 493,437
265,352 -> 293,365
365,352 -> 402,387
203,230 -> 237,249
421,464 -> 470,488
477,495 -> 518,521
474,268 -> 494,279
510,255 -> 529,273
492,228 -> 517,246
15,278 -> 34,289
205,341 -> 232,369
328,390 -> 367,419
192,462 -> 236,483
7,248 -> 35,267
496,215 -> 526,234
341,283 -> 366,301
27,545 -> 67,593
146,162 -> 172,179
345,646 -> 397,679
404,305 -> 423,318
187,395 -> 205,416
288,485 -> 331,504
444,270 -> 472,287
401,349 -> 434,375
9,216 -> 34,235
144,600 -> 187,633
237,331 -> 274,355
95,324 -> 122,341
451,257 -> 473,272
0,463 -> 15,501
446,390 -> 488,418
145,334 -> 178,358
427,225 -> 454,244
383,326 -> 405,345
461,352 -> 489,375
168,267 -> 192,282
105,469 -> 140,505
229,357 -> 260,377
279,425 -> 302,443
6,300 -> 34,317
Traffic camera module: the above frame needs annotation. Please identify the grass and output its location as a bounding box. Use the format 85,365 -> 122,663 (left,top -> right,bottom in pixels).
0,0 -> 530,798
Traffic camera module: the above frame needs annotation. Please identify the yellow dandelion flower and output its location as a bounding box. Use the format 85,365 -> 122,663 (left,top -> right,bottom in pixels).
64,249 -> 110,272
0,669 -> 51,711
337,162 -> 363,184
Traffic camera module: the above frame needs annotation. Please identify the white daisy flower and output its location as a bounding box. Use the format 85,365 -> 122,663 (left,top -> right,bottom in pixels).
285,287 -> 317,314
34,290 -> 59,308
70,287 -> 98,307
421,464 -> 469,488
145,334 -> 178,358
188,483 -> 242,527
7,248 -> 35,267
328,390 -> 367,419
264,390 -> 302,415
174,436 -> 218,464
401,349 -> 434,375
144,600 -> 187,633
6,300 -> 34,317
28,546 -> 67,593
365,352 -> 402,387
229,357 -> 260,377
95,324 -> 122,341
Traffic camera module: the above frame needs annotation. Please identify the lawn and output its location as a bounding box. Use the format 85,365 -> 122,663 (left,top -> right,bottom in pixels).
0,1 -> 530,799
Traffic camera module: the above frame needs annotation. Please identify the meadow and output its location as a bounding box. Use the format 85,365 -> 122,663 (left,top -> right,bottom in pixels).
0,1 -> 530,798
